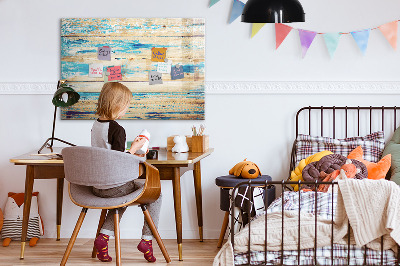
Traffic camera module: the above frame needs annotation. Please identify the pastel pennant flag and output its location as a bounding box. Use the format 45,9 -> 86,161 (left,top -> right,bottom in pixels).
323,33 -> 341,58
378,21 -> 398,50
298,29 -> 317,58
275,23 -> 293,49
251,23 -> 266,38
351,29 -> 370,55
209,0 -> 220,7
229,0 -> 245,24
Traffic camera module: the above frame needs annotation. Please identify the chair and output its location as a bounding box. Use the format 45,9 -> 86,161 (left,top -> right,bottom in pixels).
60,146 -> 171,265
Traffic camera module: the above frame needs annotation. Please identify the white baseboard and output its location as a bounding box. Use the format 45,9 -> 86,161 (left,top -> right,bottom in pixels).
1,81 -> 400,94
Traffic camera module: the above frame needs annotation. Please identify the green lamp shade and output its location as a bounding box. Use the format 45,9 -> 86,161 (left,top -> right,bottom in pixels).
52,85 -> 80,108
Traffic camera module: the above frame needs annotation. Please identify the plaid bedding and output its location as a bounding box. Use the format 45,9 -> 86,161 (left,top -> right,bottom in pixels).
294,131 -> 385,166
234,191 -> 397,265
234,244 -> 397,265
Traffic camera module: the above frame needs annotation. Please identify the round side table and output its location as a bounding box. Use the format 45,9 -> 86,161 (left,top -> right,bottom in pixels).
215,175 -> 275,248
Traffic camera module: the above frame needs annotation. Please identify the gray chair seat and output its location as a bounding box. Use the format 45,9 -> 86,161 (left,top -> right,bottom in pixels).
69,180 -> 145,208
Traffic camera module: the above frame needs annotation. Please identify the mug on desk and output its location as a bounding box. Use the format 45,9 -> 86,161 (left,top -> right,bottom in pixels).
146,150 -> 158,160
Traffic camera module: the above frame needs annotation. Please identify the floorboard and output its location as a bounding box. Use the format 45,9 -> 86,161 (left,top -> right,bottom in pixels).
0,239 -> 222,265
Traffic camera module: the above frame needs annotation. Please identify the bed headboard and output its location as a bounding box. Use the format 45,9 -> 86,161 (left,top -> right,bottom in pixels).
290,106 -> 400,178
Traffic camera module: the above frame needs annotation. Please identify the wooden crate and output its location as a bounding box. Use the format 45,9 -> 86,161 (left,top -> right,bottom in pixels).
191,135 -> 209,153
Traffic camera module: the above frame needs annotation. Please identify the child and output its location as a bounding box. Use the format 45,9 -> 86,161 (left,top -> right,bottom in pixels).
91,82 -> 162,263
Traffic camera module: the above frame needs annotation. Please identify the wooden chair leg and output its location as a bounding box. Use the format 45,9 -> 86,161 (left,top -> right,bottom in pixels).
114,210 -> 121,266
217,211 -> 230,248
92,209 -> 108,258
60,208 -> 88,266
141,205 -> 171,263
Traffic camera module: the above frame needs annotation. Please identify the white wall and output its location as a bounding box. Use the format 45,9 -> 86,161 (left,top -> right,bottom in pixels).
1,0 -> 400,239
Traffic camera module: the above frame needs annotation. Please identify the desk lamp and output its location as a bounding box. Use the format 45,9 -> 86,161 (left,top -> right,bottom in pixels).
38,80 -> 80,154
241,0 -> 305,23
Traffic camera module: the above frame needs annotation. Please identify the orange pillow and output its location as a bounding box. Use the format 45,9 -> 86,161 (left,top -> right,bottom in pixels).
347,146 -> 391,180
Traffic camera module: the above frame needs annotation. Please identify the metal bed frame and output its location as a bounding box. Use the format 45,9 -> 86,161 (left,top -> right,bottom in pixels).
230,106 -> 400,266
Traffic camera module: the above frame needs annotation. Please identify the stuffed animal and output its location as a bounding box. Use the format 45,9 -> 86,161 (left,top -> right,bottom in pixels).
172,135 -> 189,153
229,159 -> 261,179
1,192 -> 44,247
0,208 -> 3,232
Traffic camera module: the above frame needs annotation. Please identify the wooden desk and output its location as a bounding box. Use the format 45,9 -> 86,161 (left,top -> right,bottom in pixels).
10,147 -> 213,261
9,148 -> 64,260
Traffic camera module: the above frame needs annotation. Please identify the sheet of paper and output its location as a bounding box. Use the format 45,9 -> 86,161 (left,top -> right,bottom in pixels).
157,60 -> 172,73
98,46 -> 111,61
107,66 -> 122,81
149,71 -> 163,85
151,47 -> 167,62
89,63 -> 103,78
104,70 -> 110,82
171,65 -> 184,80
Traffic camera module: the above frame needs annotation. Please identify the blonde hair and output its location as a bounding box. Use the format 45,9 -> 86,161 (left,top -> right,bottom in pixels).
96,82 -> 133,120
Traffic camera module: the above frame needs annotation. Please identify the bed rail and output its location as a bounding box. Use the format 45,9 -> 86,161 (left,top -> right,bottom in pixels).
289,106 -> 400,182
230,106 -> 400,266
230,180 -> 400,266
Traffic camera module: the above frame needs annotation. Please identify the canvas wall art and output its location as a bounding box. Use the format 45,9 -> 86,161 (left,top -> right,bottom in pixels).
61,18 -> 205,120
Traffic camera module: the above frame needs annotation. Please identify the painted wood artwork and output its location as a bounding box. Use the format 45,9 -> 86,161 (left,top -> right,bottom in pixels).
61,18 -> 205,120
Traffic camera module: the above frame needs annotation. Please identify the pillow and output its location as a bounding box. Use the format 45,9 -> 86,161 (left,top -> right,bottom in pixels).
348,146 -> 391,180
295,131 -> 385,166
302,154 -> 368,190
289,150 -> 333,191
382,126 -> 400,184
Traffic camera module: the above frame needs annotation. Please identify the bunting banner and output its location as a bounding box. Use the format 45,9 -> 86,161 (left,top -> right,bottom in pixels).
275,23 -> 292,49
298,29 -> 317,58
251,23 -> 266,38
378,21 -> 398,50
351,29 -> 370,55
323,33 -> 341,58
208,3 -> 400,58
209,0 -> 220,7
229,0 -> 245,24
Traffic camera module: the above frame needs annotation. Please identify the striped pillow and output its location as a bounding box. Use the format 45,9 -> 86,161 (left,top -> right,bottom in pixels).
294,131 -> 385,166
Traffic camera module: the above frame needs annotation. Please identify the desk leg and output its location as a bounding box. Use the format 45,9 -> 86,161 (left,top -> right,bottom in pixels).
172,167 -> 183,261
20,165 -> 34,259
193,161 -> 203,242
56,178 -> 64,241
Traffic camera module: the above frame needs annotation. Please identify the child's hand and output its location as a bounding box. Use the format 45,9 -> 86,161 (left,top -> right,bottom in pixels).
134,149 -> 149,157
129,137 -> 147,155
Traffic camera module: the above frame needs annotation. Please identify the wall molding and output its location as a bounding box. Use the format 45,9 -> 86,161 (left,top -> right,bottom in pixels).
0,83 -> 56,94
206,81 -> 400,94
1,81 -> 400,95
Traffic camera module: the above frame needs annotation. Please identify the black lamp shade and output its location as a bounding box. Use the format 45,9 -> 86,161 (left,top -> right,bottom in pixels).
52,84 -> 80,108
38,80 -> 80,153
242,0 -> 305,23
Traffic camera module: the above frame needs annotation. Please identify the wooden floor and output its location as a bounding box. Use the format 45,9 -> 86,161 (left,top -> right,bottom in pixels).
0,239 -> 221,265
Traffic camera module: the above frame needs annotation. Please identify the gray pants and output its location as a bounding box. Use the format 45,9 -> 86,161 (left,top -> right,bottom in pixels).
92,180 -> 162,240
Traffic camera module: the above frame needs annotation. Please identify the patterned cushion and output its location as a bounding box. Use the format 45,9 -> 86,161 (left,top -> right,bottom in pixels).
295,131 -> 385,166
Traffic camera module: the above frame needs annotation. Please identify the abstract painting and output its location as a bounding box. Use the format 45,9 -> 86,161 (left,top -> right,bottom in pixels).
61,18 -> 205,120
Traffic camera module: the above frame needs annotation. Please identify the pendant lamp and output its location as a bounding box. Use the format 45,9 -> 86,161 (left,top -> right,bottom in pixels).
242,0 -> 305,23
38,80 -> 80,154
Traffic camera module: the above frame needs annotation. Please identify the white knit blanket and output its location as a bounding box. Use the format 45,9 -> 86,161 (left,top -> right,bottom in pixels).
335,178 -> 400,251
213,179 -> 400,266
